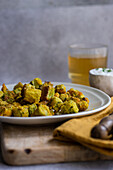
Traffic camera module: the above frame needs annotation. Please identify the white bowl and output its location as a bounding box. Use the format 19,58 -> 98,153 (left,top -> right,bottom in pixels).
89,68 -> 113,96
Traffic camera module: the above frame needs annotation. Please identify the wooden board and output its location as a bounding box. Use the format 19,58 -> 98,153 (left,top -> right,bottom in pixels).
1,123 -> 113,166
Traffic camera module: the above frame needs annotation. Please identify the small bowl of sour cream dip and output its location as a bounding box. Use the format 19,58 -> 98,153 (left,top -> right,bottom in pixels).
89,68 -> 113,96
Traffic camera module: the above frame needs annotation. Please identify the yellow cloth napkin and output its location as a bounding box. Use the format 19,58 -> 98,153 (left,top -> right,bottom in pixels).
53,97 -> 113,156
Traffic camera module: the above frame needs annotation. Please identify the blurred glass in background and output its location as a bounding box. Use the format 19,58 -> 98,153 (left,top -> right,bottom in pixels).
68,43 -> 108,86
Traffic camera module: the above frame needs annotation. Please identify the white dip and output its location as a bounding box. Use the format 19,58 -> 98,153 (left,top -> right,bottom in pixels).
89,68 -> 113,96
90,68 -> 113,76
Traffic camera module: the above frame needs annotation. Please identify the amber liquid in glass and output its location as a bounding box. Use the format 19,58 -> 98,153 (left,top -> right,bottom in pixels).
68,54 -> 107,86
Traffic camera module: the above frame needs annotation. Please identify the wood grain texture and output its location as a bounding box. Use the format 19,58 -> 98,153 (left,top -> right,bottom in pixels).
1,123 -> 113,166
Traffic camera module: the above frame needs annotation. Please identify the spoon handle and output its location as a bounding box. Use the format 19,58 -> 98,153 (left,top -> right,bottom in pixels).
91,114 -> 113,139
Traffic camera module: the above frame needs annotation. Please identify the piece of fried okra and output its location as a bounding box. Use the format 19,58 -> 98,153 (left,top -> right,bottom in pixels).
3,91 -> 16,104
13,82 -> 23,96
33,104 -> 52,116
0,91 -> 3,98
59,92 -> 70,102
28,103 -> 37,116
13,82 -> 23,90
60,100 -> 79,114
68,88 -> 85,99
1,84 -> 16,104
22,84 -> 41,104
13,105 -> 29,117
0,105 -> 13,116
30,78 -> 42,89
49,97 -> 63,113
55,84 -> 66,94
41,85 -> 55,101
77,100 -> 89,111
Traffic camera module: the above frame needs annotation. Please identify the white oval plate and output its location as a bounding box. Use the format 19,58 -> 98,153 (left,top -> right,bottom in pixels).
0,82 -> 111,125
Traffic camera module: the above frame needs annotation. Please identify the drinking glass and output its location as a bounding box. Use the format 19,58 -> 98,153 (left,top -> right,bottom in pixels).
68,43 -> 108,86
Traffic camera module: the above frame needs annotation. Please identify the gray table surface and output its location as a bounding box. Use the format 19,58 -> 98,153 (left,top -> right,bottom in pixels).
1,159 -> 113,170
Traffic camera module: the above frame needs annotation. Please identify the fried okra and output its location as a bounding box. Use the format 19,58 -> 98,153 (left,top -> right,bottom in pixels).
0,78 -> 89,117
30,78 -> 42,89
0,99 -> 8,106
71,96 -> 80,103
1,84 -> 16,104
55,84 -> 66,94
3,90 -> 15,104
54,92 -> 60,98
4,91 -> 15,104
41,81 -> 53,88
14,88 -> 22,95
13,82 -> 23,96
71,96 -> 89,111
28,103 -> 37,116
77,100 -> 89,111
60,100 -> 79,114
33,104 -> 52,116
13,105 -> 29,117
0,105 -> 12,116
68,88 -> 85,99
0,91 -> 3,98
49,97 -> 63,112
59,92 -> 70,102
41,85 -> 55,101
13,102 -> 21,107
2,83 -> 8,93
14,82 -> 23,90
82,97 -> 89,104
22,84 -> 41,104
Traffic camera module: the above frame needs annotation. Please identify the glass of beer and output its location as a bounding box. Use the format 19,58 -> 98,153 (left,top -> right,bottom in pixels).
68,43 -> 108,86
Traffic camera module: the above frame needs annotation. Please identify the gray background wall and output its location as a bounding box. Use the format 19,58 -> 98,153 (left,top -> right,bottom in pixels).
0,1 -> 113,84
